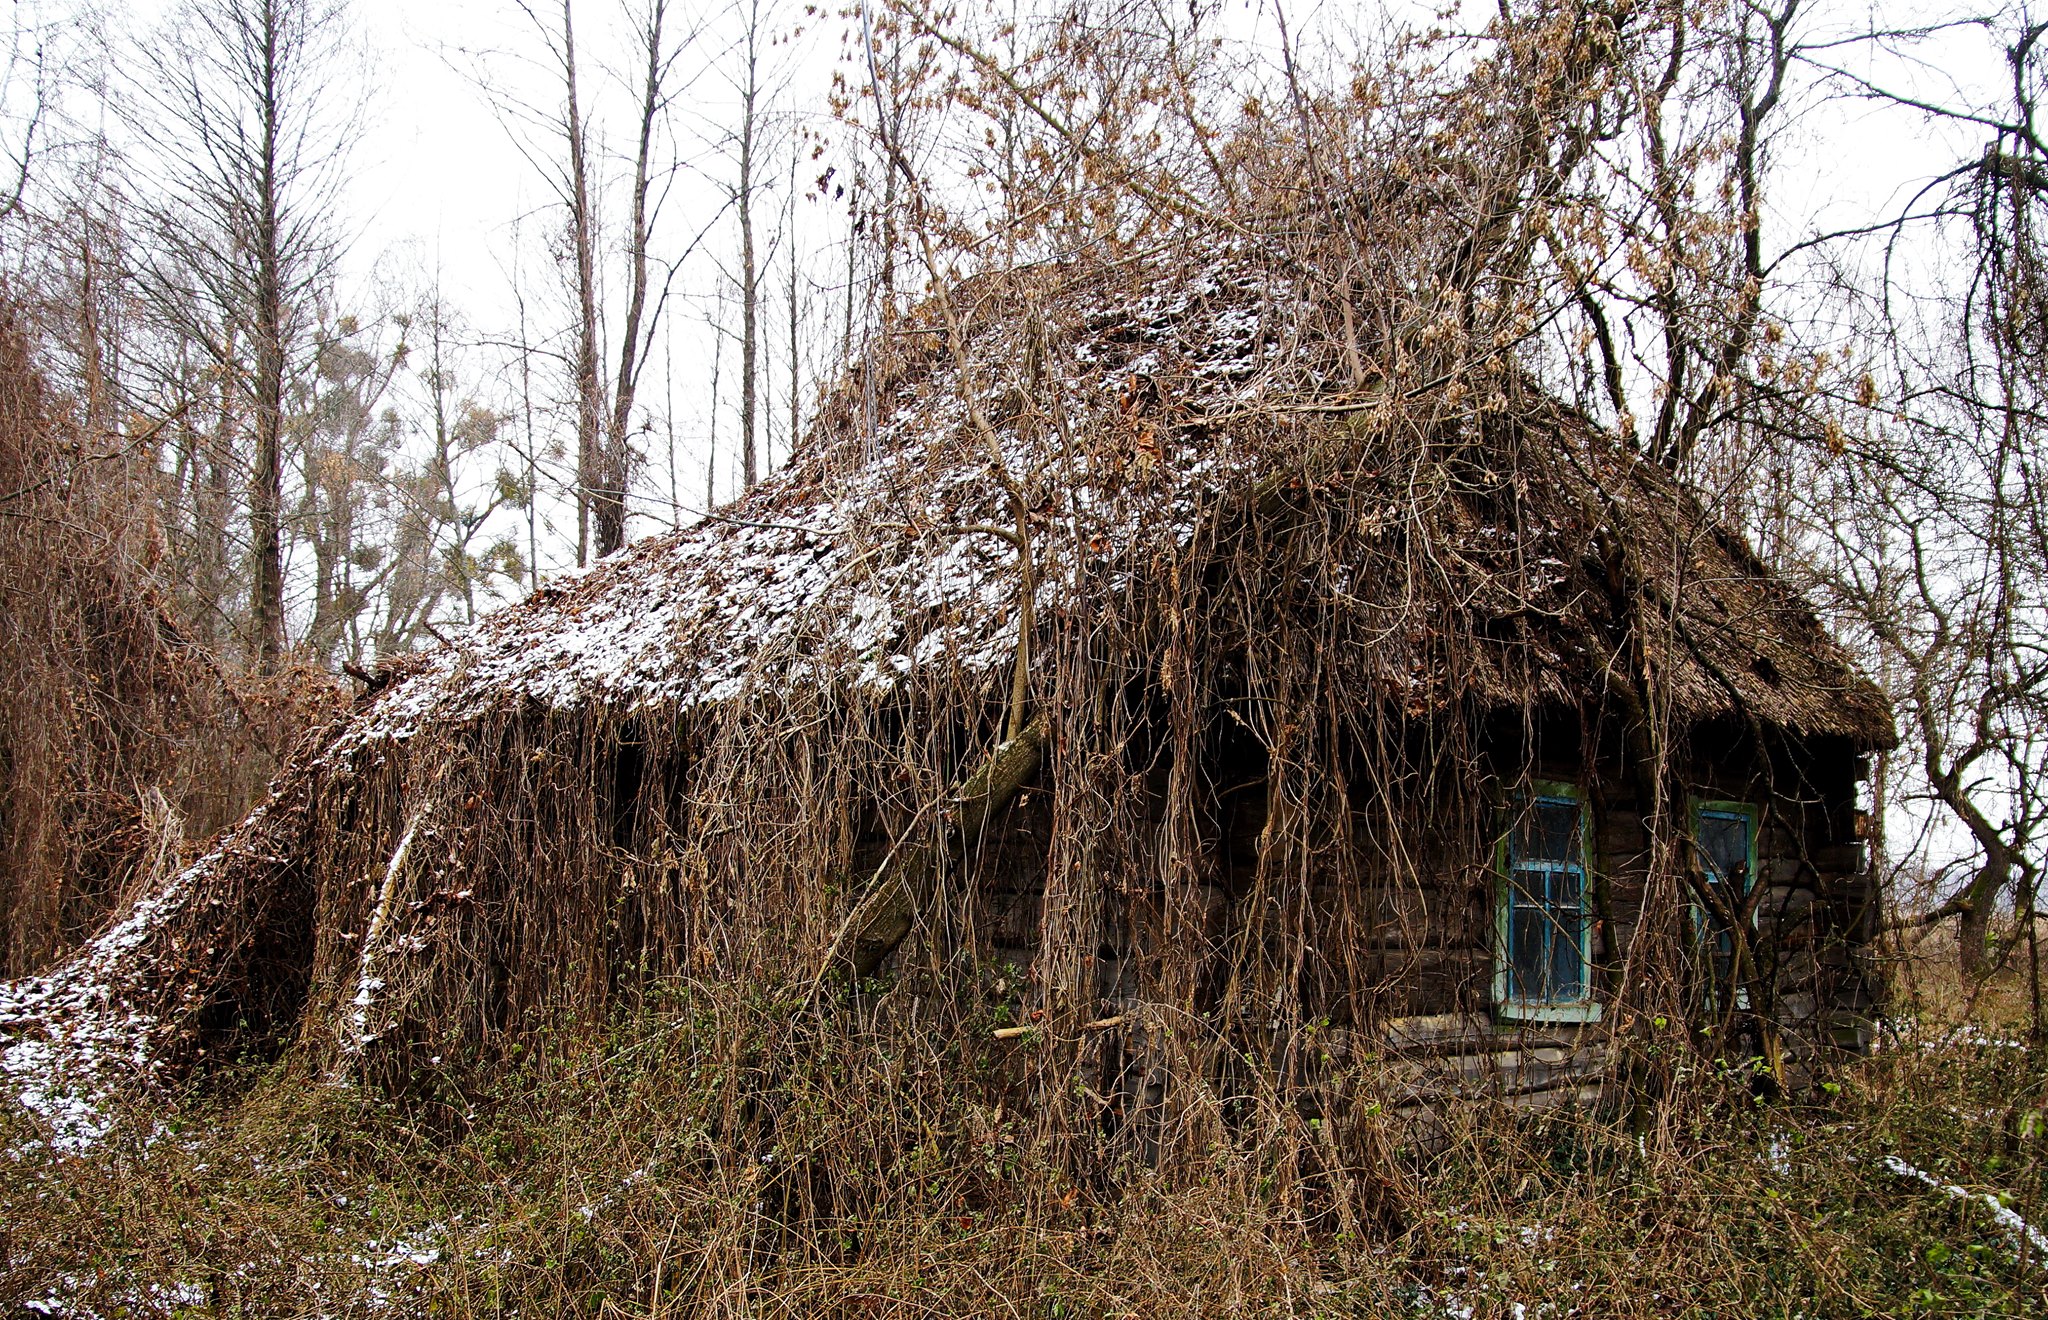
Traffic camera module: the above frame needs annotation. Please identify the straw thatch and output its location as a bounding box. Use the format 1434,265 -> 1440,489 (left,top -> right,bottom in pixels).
341,255 -> 1885,747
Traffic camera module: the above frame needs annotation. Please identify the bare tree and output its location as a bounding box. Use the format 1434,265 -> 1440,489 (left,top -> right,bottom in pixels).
506,218 -> 553,593
736,0 -> 766,489
1785,7 -> 2048,978
0,2 -> 52,227
555,0 -> 606,565
491,0 -> 702,560
403,290 -> 523,636
786,139 -> 802,459
130,0 -> 361,672
599,0 -> 693,553
296,305 -> 403,663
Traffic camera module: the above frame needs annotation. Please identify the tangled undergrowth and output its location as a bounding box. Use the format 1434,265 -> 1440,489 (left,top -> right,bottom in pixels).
0,299 -> 334,982
4,949 -> 2044,1318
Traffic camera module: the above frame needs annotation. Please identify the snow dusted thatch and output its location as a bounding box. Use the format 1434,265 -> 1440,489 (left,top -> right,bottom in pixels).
1,244 -> 1891,1145
345,257 -> 1887,751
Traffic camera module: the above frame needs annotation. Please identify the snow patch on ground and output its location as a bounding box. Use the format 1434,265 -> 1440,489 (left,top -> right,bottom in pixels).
0,822 -> 242,1154
1874,1017 -> 2029,1053
21,1279 -> 206,1317
1884,1155 -> 2048,1261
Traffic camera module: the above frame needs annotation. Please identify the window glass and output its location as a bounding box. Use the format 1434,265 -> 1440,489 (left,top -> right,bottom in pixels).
1503,794 -> 1589,1007
1518,799 -> 1580,863
1546,865 -> 1585,999
1698,812 -> 1751,888
1508,874 -> 1550,1001
1693,805 -> 1756,1004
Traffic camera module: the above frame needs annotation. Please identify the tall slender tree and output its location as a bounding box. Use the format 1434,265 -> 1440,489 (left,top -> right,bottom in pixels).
599,0 -> 689,555
558,0 -> 605,565
131,0 -> 360,672
736,0 -> 765,489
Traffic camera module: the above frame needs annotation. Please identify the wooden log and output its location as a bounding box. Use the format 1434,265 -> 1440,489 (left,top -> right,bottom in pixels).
1384,1012 -> 1492,1052
1500,1082 -> 1605,1114
1383,1041 -> 1611,1103
818,714 -> 1049,983
1356,946 -> 1482,1016
1762,885 -> 1817,919
1356,885 -> 1476,949
1380,1011 -> 1588,1056
1387,1082 -> 1605,1134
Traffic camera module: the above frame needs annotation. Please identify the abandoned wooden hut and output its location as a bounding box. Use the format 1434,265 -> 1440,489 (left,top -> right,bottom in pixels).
2,250 -> 1894,1133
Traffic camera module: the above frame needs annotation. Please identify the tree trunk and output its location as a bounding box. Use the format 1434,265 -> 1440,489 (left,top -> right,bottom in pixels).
1926,749 -> 2019,979
597,0 -> 668,558
787,165 -> 800,456
1957,855 -> 2011,978
198,332 -> 236,652
738,0 -> 760,489
250,13 -> 287,673
563,0 -> 605,565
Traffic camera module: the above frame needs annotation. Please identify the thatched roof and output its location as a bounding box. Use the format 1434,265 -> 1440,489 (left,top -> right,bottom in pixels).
341,253 -> 1892,757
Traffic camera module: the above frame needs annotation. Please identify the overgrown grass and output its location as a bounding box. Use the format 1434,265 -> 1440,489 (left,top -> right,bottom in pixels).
5,960 -> 2047,1317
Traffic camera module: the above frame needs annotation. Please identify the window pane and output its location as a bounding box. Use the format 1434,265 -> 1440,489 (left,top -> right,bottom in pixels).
1503,795 -> 1592,1009
1699,812 -> 1750,888
1693,808 -> 1753,1005
1547,868 -> 1584,999
1509,880 -> 1547,1001
1518,799 -> 1580,864
1509,865 -> 1585,1004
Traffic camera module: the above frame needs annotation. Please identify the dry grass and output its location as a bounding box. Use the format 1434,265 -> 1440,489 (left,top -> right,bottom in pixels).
4,939 -> 2045,1318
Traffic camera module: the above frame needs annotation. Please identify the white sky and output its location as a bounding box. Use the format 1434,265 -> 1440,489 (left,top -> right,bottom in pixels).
15,0 -> 2000,534
328,0 -> 1998,386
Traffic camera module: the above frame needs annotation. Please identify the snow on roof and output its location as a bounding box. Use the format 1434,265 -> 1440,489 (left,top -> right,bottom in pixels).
332,257 -> 1289,756
326,245 -> 1891,757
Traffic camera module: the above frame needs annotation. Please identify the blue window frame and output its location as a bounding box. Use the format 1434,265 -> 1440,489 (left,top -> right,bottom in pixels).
1495,785 -> 1599,1022
1691,800 -> 1758,1007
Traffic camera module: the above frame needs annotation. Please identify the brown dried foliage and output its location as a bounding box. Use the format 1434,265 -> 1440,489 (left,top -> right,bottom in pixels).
0,299 -> 326,978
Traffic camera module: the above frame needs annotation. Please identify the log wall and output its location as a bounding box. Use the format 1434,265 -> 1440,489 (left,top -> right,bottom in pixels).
962,717 -> 1879,1116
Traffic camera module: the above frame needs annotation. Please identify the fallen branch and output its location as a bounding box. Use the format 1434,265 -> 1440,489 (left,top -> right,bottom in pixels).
814,714 -> 1049,989
991,1014 -> 1124,1041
